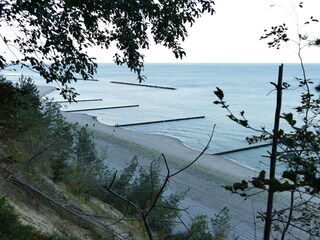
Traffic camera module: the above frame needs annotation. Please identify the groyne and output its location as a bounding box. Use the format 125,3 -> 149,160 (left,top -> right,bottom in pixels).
110,81 -> 176,90
115,116 -> 205,127
65,104 -> 139,113
213,143 -> 272,155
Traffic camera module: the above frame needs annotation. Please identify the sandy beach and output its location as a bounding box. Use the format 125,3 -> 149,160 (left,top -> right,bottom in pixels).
40,85 -> 272,239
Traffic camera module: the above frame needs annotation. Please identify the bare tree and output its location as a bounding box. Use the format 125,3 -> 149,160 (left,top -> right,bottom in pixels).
103,128 -> 215,240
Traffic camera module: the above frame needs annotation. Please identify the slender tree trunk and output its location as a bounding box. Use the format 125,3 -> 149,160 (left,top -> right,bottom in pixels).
281,189 -> 295,240
264,64 -> 283,240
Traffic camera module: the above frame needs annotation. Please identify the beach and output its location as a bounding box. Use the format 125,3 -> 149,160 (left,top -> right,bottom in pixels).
62,113 -> 268,239
38,85 -> 276,239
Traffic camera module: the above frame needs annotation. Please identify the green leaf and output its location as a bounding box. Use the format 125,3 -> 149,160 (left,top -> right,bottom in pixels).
223,185 -> 233,192
0,197 -> 6,208
239,119 -> 248,127
278,181 -> 294,192
232,180 -> 248,191
214,87 -> 224,101
227,114 -> 238,122
251,179 -> 266,189
283,113 -> 296,127
258,170 -> 266,180
282,171 -> 297,182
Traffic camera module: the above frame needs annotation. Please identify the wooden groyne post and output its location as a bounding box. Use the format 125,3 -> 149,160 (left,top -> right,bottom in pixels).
76,78 -> 99,81
213,143 -> 272,155
53,98 -> 103,103
110,81 -> 177,90
115,116 -> 205,127
65,104 -> 139,113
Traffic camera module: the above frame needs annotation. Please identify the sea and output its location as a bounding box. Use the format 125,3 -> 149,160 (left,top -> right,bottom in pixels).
2,63 -> 320,172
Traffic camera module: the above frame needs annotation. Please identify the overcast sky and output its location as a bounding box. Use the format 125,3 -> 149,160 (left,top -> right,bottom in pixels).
90,0 -> 320,63
1,0 -> 319,64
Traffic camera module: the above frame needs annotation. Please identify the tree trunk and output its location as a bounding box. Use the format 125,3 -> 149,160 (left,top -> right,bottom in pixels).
264,64 -> 283,240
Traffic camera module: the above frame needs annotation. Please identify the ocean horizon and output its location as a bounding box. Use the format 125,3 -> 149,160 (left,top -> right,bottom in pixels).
2,63 -> 320,171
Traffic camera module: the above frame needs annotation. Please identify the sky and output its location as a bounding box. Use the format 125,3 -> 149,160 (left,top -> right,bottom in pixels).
90,0 -> 320,63
1,0 -> 320,64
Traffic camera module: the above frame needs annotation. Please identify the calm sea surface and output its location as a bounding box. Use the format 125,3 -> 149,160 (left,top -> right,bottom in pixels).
3,63 -> 320,171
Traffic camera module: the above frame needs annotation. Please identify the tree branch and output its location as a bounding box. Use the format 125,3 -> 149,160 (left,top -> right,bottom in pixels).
170,125 -> 215,178
103,171 -> 154,240
27,139 -> 61,163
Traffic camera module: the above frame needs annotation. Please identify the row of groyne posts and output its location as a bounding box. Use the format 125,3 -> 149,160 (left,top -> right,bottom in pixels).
53,80 -> 270,155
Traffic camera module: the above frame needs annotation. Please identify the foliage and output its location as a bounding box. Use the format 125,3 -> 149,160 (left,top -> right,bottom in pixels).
133,160 -> 184,237
0,76 -> 42,162
0,0 -> 215,99
105,157 -> 185,238
0,76 -> 40,138
214,4 -> 320,238
214,75 -> 320,239
0,77 -> 70,176
0,197 -> 66,240
72,127 -> 103,178
211,207 -> 231,240
0,77 -> 78,182
173,208 -> 230,240
67,126 -> 106,200
174,215 -> 214,240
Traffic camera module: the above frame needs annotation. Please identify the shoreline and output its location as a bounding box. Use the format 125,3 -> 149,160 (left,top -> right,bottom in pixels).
65,112 -> 258,179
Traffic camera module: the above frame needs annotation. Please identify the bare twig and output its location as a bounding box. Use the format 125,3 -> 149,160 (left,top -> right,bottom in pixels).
27,139 -> 61,163
104,171 -> 154,240
102,125 -> 216,239
170,125 -> 215,178
163,198 -> 195,239
145,154 -> 170,217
